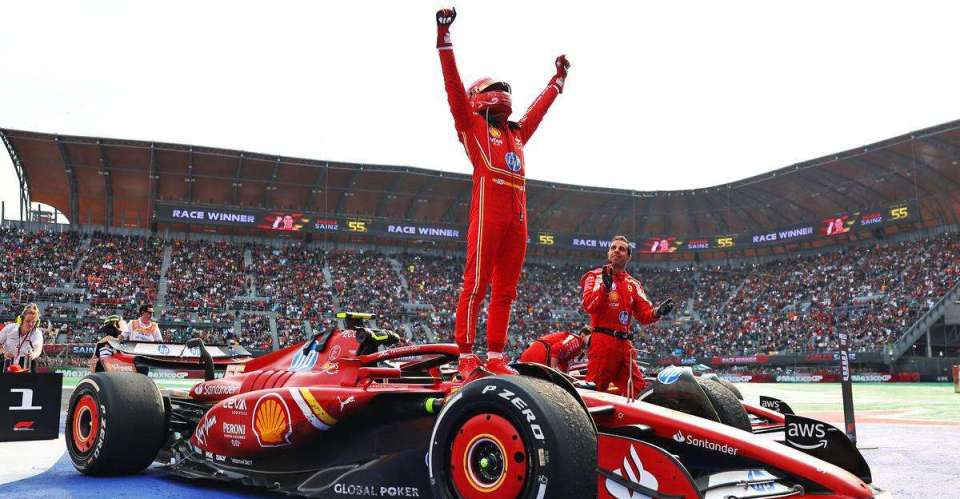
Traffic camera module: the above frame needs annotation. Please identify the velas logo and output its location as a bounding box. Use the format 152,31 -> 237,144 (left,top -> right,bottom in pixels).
672,431 -> 738,455
604,444 -> 659,499
657,366 -> 684,385
253,393 -> 293,447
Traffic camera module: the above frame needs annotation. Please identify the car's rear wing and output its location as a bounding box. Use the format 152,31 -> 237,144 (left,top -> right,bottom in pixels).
102,338 -> 252,360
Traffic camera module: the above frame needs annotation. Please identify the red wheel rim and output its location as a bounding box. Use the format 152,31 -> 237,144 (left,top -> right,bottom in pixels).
72,394 -> 99,453
449,413 -> 528,499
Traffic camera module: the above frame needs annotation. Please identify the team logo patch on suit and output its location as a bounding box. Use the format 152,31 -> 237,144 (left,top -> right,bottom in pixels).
488,127 -> 503,145
619,311 -> 629,325
504,152 -> 521,172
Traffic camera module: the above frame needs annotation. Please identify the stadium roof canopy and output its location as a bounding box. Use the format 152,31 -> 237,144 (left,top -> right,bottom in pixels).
2,119 -> 959,248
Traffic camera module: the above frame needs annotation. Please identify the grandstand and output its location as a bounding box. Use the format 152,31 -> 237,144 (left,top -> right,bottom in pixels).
1,120 -> 958,380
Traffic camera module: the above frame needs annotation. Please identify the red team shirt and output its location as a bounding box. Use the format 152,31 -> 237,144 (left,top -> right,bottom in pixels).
580,268 -> 658,333
519,331 -> 585,372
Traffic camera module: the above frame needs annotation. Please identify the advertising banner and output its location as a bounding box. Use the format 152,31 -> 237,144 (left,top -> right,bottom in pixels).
156,199 -> 915,252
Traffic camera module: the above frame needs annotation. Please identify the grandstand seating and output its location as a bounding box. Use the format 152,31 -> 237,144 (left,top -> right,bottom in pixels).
1,225 -> 956,365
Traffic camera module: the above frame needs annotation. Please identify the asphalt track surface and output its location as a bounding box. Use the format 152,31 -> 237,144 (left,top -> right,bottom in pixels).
1,382 -> 957,498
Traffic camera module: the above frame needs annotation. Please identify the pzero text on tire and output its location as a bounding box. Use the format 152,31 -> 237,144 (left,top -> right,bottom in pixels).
699,378 -> 752,432
428,375 -> 597,499
65,372 -> 167,475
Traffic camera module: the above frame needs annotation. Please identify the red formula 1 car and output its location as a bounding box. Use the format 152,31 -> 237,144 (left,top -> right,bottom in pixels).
65,313 -> 886,498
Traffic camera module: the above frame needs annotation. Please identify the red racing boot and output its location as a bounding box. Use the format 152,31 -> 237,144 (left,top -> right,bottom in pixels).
457,354 -> 485,382
484,354 -> 518,376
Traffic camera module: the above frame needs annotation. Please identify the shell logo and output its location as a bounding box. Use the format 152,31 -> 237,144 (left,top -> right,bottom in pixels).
488,127 -> 501,139
252,393 -> 292,447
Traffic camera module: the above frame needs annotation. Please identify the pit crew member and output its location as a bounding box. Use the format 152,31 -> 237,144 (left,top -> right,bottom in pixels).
1,303 -> 44,372
436,7 -> 570,378
518,326 -> 591,372
580,236 -> 674,397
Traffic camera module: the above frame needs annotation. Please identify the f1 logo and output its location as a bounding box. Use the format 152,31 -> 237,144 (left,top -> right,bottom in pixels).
9,388 -> 42,411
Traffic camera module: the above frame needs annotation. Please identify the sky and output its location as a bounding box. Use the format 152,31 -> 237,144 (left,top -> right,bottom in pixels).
3,1 -> 960,221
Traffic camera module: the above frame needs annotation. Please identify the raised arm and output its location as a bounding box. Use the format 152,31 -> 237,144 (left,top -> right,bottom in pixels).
581,268 -> 609,315
436,8 -> 471,137
515,55 -> 570,145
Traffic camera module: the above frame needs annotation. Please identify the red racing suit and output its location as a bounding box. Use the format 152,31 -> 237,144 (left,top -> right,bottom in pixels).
439,42 -> 562,353
580,267 -> 659,398
518,331 -> 585,372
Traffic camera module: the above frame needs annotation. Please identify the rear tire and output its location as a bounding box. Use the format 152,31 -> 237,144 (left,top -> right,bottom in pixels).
715,377 -> 744,400
429,376 -> 597,499
699,379 -> 751,432
65,372 -> 167,475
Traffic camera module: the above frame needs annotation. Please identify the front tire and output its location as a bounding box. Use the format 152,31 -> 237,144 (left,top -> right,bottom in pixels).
429,376 -> 597,499
714,377 -> 744,400
699,379 -> 751,432
65,372 -> 167,475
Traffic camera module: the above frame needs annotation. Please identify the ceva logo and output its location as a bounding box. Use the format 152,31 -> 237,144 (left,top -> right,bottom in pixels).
604,444 -> 659,499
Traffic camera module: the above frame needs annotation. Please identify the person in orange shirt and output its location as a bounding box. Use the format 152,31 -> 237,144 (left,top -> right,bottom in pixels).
123,303 -> 162,342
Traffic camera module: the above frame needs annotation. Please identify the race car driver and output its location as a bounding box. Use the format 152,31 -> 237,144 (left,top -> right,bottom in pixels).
518,326 -> 591,373
94,315 -> 125,358
580,236 -> 675,398
436,7 -> 570,378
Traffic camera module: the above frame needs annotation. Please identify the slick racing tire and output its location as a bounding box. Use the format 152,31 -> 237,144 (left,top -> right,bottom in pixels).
699,379 -> 751,432
715,377 -> 744,400
66,372 -> 167,475
429,376 -> 597,499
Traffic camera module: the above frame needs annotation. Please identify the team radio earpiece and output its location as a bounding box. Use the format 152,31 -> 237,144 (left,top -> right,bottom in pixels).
15,303 -> 41,326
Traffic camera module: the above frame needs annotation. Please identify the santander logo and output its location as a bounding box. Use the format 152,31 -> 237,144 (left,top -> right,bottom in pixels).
604,444 -> 659,499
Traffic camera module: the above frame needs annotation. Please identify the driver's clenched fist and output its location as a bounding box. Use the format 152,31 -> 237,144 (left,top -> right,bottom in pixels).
436,7 -> 456,26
